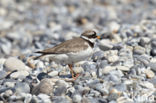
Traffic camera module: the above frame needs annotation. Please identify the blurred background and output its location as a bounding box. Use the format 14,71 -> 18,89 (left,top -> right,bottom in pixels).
0,0 -> 156,57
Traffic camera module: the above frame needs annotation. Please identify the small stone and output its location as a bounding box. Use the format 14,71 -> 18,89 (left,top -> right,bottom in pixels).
54,85 -> 67,96
108,74 -> 121,83
148,63 -> 156,72
4,90 -> 13,97
102,66 -> 116,74
48,71 -> 59,77
115,66 -> 130,71
10,70 -> 29,79
108,88 -> 121,101
64,32 -> 78,40
73,67 -> 84,74
117,97 -> 133,103
37,72 -> 49,80
140,81 -> 154,89
38,94 -> 51,103
151,39 -> 156,47
32,78 -> 54,95
15,82 -> 30,93
91,71 -> 97,78
5,81 -> 15,88
92,51 -> 104,61
0,58 -> 6,65
4,57 -> 28,72
99,60 -> 108,68
107,55 -> 119,63
150,48 -> 156,56
72,94 -> 82,103
0,7 -> 7,16
109,22 -> 120,33
99,39 -> 113,51
144,69 -> 155,78
0,70 -> 7,79
1,43 -> 11,55
52,96 -> 72,103
133,46 -> 145,55
139,37 -> 150,46
114,83 -> 127,92
94,83 -> 109,96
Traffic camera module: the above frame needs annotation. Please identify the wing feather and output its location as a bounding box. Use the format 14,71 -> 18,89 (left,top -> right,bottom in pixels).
36,38 -> 88,54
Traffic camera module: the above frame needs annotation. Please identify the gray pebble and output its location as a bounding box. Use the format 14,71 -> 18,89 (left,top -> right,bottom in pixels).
139,37 -> 150,46
32,78 -> 54,95
4,57 -> 28,72
148,63 -> 156,72
133,46 -> 145,55
52,96 -> 72,103
48,71 -> 59,77
99,39 -> 113,51
92,51 -> 104,61
72,94 -> 82,103
0,70 -> 7,79
15,82 -> 30,93
10,70 -> 29,79
54,85 -> 67,96
114,83 -> 127,92
37,94 -> 51,103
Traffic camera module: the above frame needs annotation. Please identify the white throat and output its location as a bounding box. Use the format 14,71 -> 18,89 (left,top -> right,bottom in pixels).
81,36 -> 96,43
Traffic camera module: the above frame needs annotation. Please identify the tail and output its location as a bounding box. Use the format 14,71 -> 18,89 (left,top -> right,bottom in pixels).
33,55 -> 44,60
34,51 -> 45,60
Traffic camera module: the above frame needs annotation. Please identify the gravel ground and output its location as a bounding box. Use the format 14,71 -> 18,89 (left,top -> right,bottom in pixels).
0,0 -> 156,103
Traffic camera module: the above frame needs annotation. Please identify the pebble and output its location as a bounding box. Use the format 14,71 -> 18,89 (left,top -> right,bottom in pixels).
150,48 -> 156,56
108,88 -> 121,101
72,94 -> 82,103
115,66 -> 130,71
144,69 -> 155,78
4,57 -> 28,72
0,70 -> 7,79
92,51 -> 104,61
73,67 -> 84,74
10,70 -> 29,79
4,89 -> 13,97
37,94 -> 51,103
102,66 -> 129,74
98,39 -> 113,51
107,55 -> 119,63
102,66 -> 116,74
54,85 -> 67,96
32,78 -> 54,95
148,63 -> 156,72
133,46 -> 145,55
140,81 -> 154,89
117,97 -> 133,103
52,96 -> 72,103
37,72 -> 49,80
0,58 -> 6,65
139,37 -> 150,46
15,82 -> 30,93
4,81 -> 16,88
48,71 -> 59,77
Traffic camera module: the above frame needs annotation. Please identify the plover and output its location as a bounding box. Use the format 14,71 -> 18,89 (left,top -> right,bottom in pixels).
35,30 -> 100,79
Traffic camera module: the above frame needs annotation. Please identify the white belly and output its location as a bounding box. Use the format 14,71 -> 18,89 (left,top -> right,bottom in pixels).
42,46 -> 93,64
67,46 -> 93,64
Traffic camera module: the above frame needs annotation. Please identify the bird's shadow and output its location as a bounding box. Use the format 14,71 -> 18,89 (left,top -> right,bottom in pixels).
59,74 -> 72,78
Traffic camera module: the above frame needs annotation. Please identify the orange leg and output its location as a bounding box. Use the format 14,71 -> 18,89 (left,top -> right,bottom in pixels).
68,64 -> 80,80
68,64 -> 74,78
73,73 -> 80,80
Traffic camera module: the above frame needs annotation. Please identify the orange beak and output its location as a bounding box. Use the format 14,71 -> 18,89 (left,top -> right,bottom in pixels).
96,36 -> 101,39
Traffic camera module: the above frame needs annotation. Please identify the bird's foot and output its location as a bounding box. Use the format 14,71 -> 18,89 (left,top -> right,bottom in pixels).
72,73 -> 80,80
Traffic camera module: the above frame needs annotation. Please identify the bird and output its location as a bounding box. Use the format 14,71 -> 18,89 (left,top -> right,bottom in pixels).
34,30 -> 100,79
